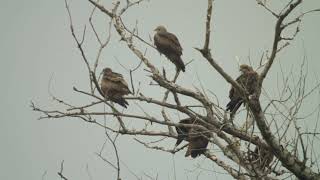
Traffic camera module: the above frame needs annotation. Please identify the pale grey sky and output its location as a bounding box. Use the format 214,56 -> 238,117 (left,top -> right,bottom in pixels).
1,0 -> 320,180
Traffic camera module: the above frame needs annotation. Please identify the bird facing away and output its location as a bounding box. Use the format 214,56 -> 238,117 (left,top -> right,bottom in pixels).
175,118 -> 210,158
154,25 -> 186,72
100,68 -> 131,108
226,64 -> 259,114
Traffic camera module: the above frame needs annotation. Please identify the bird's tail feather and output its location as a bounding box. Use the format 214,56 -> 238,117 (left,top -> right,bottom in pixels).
166,54 -> 185,72
176,57 -> 186,72
191,149 -> 206,158
113,97 -> 129,108
226,98 -> 243,113
185,146 -> 206,158
175,138 -> 183,147
175,119 -> 191,147
175,126 -> 188,147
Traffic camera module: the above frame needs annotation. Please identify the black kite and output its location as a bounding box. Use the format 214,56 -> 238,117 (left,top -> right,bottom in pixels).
100,68 -> 131,108
226,64 -> 259,114
154,25 -> 185,72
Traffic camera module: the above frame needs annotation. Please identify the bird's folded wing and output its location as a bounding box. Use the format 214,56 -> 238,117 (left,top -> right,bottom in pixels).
156,32 -> 182,55
106,74 -> 129,89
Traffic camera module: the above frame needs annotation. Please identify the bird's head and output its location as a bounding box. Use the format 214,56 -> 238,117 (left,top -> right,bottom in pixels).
239,64 -> 253,74
154,25 -> 167,33
102,67 -> 112,75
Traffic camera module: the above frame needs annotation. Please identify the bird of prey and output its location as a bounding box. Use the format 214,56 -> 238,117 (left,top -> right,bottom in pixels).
100,67 -> 131,108
154,25 -> 185,72
175,118 -> 210,158
226,64 -> 259,114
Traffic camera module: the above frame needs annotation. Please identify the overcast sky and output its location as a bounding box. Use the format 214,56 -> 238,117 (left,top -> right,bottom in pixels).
1,0 -> 320,179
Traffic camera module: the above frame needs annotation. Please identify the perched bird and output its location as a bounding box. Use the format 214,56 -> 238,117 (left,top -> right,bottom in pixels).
154,25 -> 185,72
175,118 -> 210,158
226,64 -> 259,114
100,68 -> 131,108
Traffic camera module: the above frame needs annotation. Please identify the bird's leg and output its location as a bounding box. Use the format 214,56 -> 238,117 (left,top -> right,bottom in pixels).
172,67 -> 180,78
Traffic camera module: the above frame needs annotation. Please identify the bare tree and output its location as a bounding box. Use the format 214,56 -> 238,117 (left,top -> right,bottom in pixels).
32,0 -> 320,179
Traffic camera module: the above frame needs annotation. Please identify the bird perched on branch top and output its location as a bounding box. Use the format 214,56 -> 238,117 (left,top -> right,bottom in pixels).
100,68 -> 131,108
226,64 -> 259,114
154,25 -> 185,72
175,118 -> 211,158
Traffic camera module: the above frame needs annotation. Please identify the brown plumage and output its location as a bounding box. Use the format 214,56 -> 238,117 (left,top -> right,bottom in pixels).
154,25 -> 185,72
100,68 -> 131,108
175,118 -> 210,158
226,64 -> 259,114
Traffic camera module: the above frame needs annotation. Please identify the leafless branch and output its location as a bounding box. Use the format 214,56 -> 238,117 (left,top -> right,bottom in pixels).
57,160 -> 69,180
32,0 -> 320,179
